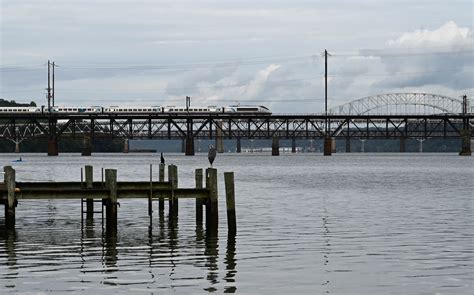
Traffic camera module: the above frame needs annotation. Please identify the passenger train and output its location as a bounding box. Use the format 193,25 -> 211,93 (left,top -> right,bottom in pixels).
0,105 -> 272,115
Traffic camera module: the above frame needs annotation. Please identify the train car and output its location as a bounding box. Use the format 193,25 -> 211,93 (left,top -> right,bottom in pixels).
162,106 -> 218,113
50,106 -> 102,113
103,106 -> 161,113
0,107 -> 41,113
225,105 -> 272,115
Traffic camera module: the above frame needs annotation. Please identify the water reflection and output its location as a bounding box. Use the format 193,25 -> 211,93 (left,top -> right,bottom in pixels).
224,234 -> 237,293
0,224 -> 17,288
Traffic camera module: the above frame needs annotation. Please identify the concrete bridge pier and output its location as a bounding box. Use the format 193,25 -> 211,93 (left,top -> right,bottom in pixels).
236,138 -> 241,153
14,141 -> 20,153
331,138 -> 336,153
123,138 -> 129,153
417,138 -> 425,153
459,130 -> 472,156
323,136 -> 332,156
359,139 -> 366,153
215,121 -> 224,153
291,138 -> 296,153
272,135 -> 279,156
47,139 -> 59,156
400,137 -> 406,153
81,136 -> 92,156
185,135 -> 195,156
345,138 -> 351,153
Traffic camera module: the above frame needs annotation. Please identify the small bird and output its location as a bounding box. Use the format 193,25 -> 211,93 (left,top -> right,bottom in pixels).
160,152 -> 165,165
208,145 -> 217,167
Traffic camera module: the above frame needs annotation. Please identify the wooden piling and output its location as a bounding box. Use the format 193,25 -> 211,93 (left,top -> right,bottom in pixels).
195,168 -> 203,226
224,172 -> 236,235
85,165 -> 93,217
206,168 -> 218,233
159,164 -> 165,211
105,169 -> 118,230
4,166 -> 16,228
168,165 -> 178,217
148,164 -> 153,216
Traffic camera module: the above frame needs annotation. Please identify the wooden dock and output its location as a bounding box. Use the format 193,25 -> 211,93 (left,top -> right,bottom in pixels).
0,164 -> 236,235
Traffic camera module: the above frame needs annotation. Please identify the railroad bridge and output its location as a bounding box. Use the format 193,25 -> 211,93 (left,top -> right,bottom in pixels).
0,93 -> 471,156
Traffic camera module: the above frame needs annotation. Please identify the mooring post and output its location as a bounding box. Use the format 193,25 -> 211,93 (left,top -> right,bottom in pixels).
148,164 -> 153,216
272,135 -> 279,156
205,168 -> 218,233
195,168 -> 203,226
159,164 -> 165,211
4,166 -> 16,228
85,165 -> 94,218
105,169 -> 118,230
224,172 -> 236,235
168,165 -> 178,217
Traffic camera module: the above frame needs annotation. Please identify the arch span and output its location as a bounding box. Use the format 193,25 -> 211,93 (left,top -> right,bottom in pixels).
330,93 -> 464,115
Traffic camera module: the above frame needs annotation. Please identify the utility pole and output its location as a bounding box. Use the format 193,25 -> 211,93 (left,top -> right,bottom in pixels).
323,49 -> 332,156
52,61 -> 56,107
47,60 -> 51,110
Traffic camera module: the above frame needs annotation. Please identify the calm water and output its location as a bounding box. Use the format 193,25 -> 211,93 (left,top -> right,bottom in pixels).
0,153 -> 472,294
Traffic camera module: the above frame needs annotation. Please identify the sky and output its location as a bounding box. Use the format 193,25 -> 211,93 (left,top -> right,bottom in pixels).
0,0 -> 473,113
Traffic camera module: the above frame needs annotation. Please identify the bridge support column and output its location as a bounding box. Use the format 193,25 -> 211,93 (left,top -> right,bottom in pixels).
215,121 -> 224,153
291,138 -> 296,153
185,136 -> 195,156
123,139 -> 129,153
236,138 -> 241,153
400,137 -> 406,153
331,138 -> 336,153
459,130 -> 471,156
323,136 -> 332,156
417,139 -> 425,153
345,138 -> 351,153
81,136 -> 92,156
47,139 -> 59,156
272,135 -> 279,156
14,142 -> 20,153
360,139 -> 366,153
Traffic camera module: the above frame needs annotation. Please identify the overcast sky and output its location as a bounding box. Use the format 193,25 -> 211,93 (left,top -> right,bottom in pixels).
1,0 -> 472,113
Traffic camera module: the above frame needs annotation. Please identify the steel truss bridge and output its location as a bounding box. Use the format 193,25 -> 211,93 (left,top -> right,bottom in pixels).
0,93 -> 471,155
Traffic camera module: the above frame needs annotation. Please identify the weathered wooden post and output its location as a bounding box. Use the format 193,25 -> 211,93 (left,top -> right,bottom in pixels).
105,169 -> 118,230
224,172 -> 236,235
4,166 -> 16,228
205,168 -> 218,233
85,165 -> 94,218
159,164 -> 165,211
168,165 -> 178,218
148,164 -> 153,216
195,168 -> 203,226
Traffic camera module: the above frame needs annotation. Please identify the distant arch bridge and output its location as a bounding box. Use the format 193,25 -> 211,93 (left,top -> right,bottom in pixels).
329,93 -> 466,115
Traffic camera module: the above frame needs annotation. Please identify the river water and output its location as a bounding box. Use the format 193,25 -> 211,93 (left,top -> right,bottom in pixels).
0,153 -> 472,294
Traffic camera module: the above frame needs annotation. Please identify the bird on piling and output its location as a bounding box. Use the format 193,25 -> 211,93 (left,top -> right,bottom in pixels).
208,145 -> 217,167
160,152 -> 165,165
